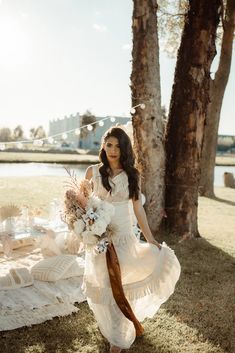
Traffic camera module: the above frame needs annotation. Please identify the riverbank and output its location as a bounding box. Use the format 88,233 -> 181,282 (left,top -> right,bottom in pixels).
0,178 -> 234,353
0,151 -> 235,165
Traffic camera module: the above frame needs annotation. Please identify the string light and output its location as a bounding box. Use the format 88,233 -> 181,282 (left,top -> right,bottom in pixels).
130,108 -> 136,114
0,105 -> 145,147
130,103 -> 146,114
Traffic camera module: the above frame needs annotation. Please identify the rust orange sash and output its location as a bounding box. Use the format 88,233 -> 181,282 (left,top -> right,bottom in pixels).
106,242 -> 144,337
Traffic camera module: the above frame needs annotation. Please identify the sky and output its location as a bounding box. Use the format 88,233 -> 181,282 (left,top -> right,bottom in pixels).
0,0 -> 234,136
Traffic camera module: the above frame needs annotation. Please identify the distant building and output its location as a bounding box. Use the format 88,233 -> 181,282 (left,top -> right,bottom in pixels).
217,134 -> 235,146
49,113 -> 80,148
49,113 -> 130,150
217,134 -> 235,153
79,116 -> 130,150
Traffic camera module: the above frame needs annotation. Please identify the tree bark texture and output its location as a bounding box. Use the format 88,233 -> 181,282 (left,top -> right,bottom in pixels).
131,0 -> 164,235
165,0 -> 222,238
199,0 -> 235,197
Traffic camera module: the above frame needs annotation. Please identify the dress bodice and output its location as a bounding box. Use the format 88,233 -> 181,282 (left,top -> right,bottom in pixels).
91,164 -> 130,203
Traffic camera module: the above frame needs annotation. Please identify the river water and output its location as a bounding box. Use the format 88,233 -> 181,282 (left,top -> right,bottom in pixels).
0,163 -> 234,186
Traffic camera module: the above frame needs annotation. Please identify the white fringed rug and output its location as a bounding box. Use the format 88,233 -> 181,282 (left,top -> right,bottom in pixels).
0,244 -> 86,331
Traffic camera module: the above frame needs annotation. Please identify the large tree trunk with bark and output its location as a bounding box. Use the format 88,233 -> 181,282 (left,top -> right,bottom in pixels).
165,0 -> 221,239
131,0 -> 164,234
199,0 -> 235,198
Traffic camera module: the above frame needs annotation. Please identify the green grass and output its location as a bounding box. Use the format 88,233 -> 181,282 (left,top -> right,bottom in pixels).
0,178 -> 234,353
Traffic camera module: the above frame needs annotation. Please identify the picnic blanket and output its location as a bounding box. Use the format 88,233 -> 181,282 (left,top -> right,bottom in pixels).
0,242 -> 86,331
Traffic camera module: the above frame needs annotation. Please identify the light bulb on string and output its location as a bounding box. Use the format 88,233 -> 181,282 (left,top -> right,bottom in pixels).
75,128 -> 81,135
140,103 -> 145,110
110,116 -> 116,122
87,125 -> 93,131
130,108 -> 136,114
99,121 -> 104,127
62,133 -> 68,140
48,137 -> 54,144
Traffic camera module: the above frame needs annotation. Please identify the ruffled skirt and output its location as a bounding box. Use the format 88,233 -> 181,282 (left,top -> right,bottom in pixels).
82,201 -> 181,349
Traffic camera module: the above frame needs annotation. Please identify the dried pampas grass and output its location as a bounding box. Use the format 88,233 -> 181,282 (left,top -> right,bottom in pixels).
0,204 -> 21,222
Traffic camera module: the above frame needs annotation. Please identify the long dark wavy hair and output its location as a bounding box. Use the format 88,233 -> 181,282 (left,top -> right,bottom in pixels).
98,127 -> 140,200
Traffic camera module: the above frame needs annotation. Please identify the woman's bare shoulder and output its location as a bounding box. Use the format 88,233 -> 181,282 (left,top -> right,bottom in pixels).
85,163 -> 101,180
85,165 -> 93,180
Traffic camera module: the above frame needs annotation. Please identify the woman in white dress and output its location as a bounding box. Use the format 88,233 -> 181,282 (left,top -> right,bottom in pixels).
84,127 -> 181,353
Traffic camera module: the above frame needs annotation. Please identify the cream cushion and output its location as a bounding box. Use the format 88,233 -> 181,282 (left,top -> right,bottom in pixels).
31,255 -> 84,282
0,268 -> 34,290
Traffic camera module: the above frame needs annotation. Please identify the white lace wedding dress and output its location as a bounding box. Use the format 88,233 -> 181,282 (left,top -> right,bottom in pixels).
82,164 -> 181,349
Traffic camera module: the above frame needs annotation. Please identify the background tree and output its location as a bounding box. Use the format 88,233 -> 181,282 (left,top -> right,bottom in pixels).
30,126 -> 46,140
199,0 -> 235,197
0,128 -> 12,142
165,0 -> 221,239
80,110 -> 96,139
158,0 -> 187,56
158,0 -> 235,199
13,125 -> 24,141
131,0 -> 165,234
30,128 -> 36,139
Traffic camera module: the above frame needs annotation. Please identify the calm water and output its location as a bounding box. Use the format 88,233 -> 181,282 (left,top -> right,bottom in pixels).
0,163 -> 87,178
0,163 -> 234,186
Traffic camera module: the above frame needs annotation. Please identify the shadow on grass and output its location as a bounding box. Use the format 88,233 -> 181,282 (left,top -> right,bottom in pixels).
162,236 -> 235,353
0,302 -> 108,353
214,196 -> 235,207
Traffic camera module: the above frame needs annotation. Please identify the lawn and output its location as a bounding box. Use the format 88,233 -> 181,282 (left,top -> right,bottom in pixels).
0,177 -> 234,353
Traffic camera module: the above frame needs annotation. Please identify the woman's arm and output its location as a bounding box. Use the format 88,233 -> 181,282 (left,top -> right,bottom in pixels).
132,196 -> 161,250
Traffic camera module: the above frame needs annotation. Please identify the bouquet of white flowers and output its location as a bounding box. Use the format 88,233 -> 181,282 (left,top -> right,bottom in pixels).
62,169 -> 115,254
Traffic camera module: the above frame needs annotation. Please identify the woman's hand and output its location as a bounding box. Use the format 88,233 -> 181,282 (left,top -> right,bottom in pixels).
148,239 -> 162,250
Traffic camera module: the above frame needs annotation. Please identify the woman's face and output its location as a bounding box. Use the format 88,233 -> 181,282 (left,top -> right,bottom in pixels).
103,136 -> 121,163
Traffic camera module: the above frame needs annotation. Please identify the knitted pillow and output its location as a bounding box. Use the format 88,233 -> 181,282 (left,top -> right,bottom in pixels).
31,254 -> 84,282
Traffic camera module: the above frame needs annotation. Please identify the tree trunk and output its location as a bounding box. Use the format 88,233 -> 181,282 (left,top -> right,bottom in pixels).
131,0 -> 164,234
165,0 -> 221,239
199,0 -> 235,198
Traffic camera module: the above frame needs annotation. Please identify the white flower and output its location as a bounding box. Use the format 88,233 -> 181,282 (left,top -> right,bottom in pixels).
94,238 -> 109,254
82,208 -> 99,227
87,196 -> 101,210
73,219 -> 85,235
87,208 -> 99,220
81,230 -> 97,245
90,219 -> 107,236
